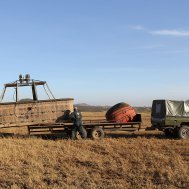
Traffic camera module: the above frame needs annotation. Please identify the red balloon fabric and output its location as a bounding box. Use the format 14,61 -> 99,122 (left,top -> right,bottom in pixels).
106,102 -> 136,123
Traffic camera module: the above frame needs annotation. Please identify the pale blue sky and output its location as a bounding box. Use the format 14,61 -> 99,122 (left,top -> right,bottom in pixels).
0,0 -> 189,106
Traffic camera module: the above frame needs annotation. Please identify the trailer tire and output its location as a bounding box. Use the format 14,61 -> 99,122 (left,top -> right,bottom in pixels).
90,127 -> 104,140
178,126 -> 189,139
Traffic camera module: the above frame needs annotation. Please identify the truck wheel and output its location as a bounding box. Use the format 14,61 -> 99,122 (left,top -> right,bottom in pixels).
164,129 -> 173,136
90,127 -> 104,140
178,126 -> 189,139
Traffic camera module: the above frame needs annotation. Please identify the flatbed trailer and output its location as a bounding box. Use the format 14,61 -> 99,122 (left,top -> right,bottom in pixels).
27,114 -> 142,139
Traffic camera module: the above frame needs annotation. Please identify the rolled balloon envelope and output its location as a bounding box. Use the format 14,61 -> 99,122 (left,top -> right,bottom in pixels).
106,102 -> 136,123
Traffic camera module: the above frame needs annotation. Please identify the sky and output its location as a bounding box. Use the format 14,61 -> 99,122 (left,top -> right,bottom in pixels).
0,0 -> 189,106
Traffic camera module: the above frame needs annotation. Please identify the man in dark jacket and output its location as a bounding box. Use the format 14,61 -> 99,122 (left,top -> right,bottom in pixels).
70,107 -> 87,140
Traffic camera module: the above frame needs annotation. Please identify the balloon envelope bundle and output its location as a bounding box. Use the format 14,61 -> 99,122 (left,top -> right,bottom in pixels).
106,102 -> 136,123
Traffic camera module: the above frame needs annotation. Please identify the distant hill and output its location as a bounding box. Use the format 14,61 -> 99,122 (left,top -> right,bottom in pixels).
75,103 -> 151,113
75,104 -> 110,112
19,98 -> 33,102
75,103 -> 90,106
134,107 -> 151,113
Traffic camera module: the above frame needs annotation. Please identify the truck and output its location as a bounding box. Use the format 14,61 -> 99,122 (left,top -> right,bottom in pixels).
0,75 -> 142,140
151,100 -> 189,139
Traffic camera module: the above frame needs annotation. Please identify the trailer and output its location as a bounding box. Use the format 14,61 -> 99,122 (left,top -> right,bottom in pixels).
27,114 -> 142,139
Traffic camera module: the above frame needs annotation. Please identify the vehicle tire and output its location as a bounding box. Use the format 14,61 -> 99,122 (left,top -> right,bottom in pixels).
164,129 -> 174,136
87,129 -> 91,138
178,126 -> 189,139
90,127 -> 105,140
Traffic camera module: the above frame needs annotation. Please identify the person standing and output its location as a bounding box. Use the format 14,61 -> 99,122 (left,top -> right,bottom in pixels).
70,107 -> 87,140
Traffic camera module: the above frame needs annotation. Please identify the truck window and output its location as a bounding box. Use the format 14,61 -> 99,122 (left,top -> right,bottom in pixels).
156,104 -> 161,114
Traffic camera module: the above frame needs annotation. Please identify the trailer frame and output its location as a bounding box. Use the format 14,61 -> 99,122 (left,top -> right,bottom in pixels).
27,114 -> 142,139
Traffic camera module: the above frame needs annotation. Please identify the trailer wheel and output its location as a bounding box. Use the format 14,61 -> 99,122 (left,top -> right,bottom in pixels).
178,126 -> 189,139
90,127 -> 104,140
164,129 -> 178,138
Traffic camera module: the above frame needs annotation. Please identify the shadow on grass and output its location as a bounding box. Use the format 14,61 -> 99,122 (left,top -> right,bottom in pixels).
0,131 -> 179,140
105,131 -> 178,140
0,132 -> 69,140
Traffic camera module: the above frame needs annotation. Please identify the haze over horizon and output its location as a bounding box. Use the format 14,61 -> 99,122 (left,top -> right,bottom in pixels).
0,1 -> 189,106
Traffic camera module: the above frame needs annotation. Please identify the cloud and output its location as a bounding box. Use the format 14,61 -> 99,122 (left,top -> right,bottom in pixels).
151,30 -> 189,36
128,25 -> 189,37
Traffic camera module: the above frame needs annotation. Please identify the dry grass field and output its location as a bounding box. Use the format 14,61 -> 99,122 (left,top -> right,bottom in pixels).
0,112 -> 189,189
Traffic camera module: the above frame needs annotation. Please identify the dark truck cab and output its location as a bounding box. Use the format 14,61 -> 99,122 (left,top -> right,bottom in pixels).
151,100 -> 189,139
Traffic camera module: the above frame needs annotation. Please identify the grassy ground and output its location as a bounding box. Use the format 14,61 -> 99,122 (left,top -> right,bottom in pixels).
0,112 -> 189,189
